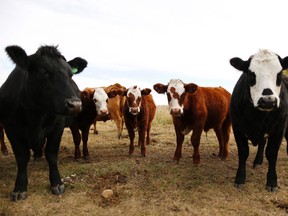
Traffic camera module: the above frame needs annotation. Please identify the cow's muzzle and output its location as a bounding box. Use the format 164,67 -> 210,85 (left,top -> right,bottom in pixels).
65,98 -> 82,114
170,108 -> 182,116
257,96 -> 277,111
98,109 -> 109,116
129,107 -> 140,115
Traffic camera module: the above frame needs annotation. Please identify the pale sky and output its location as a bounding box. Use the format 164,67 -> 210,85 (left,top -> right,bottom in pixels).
1,0 -> 288,104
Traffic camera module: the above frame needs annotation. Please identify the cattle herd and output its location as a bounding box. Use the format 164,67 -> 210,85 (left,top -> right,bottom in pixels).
0,45 -> 288,201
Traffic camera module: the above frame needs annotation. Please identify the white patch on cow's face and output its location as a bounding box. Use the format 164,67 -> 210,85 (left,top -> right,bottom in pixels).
167,79 -> 185,116
93,88 -> 109,116
249,49 -> 282,110
127,86 -> 141,115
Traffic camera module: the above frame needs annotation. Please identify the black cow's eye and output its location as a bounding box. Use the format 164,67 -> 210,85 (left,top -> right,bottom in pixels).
276,71 -> 282,86
248,70 -> 256,87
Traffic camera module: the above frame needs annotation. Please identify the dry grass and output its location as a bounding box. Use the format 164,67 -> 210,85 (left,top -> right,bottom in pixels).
1,106 -> 288,215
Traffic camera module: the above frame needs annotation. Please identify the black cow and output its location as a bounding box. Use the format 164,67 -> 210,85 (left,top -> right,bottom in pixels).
230,49 -> 288,192
0,45 -> 87,201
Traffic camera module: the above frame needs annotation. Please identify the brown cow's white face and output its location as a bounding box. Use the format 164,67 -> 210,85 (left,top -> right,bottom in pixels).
126,86 -> 142,115
167,79 -> 185,116
93,88 -> 109,116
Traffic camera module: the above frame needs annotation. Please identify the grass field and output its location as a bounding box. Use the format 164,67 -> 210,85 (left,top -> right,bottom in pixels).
1,105 -> 288,215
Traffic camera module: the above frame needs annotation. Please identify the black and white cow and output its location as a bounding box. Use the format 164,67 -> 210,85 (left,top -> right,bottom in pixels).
0,45 -> 87,201
230,49 -> 288,192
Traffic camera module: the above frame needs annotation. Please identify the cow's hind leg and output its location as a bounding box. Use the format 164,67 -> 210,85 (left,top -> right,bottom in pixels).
214,127 -> 225,159
253,138 -> 266,168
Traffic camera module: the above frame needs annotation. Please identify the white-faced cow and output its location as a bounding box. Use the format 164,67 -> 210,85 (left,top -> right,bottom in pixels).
230,49 -> 288,192
123,86 -> 156,157
154,79 -> 231,164
93,83 -> 126,139
69,87 -> 122,161
0,45 -> 87,201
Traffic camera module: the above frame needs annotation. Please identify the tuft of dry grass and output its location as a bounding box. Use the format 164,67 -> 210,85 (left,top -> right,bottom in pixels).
1,106 -> 288,215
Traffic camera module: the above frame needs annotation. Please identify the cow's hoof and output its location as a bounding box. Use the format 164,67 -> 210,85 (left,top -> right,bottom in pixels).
10,191 -> 27,201
51,184 -> 65,195
83,156 -> 90,162
234,183 -> 245,189
266,185 -> 278,192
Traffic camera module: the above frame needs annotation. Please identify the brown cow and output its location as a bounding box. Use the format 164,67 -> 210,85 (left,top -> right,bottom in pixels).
123,85 -> 156,157
69,87 -> 122,160
153,79 -> 231,164
93,83 -> 126,139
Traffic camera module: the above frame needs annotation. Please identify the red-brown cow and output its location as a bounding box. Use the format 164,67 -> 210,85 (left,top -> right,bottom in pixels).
123,85 -> 156,157
153,79 -> 231,164
69,87 -> 122,161
93,83 -> 126,139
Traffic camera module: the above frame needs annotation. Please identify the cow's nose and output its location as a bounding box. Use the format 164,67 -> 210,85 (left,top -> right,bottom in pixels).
257,96 -> 277,111
170,108 -> 182,116
99,109 -> 108,116
130,107 -> 139,115
65,98 -> 82,114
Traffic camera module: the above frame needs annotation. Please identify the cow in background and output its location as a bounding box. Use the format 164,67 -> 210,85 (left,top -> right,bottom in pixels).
69,87 -> 123,161
123,85 -> 156,157
230,49 -> 288,192
93,83 -> 126,139
154,79 -> 231,164
0,45 -> 87,201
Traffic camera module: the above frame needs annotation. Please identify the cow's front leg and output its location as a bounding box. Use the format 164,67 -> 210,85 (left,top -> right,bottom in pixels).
191,128 -> 203,164
265,136 -> 281,192
234,131 -> 249,188
81,126 -> 91,161
138,125 -> 146,157
70,124 -> 82,160
45,128 -> 65,195
126,124 -> 135,156
10,149 -> 30,201
173,129 -> 184,162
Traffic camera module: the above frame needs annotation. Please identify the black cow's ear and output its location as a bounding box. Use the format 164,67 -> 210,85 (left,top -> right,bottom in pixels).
153,83 -> 167,94
5,45 -> 28,69
280,56 -> 288,70
141,88 -> 151,95
185,83 -> 198,93
230,57 -> 249,72
68,57 -> 88,74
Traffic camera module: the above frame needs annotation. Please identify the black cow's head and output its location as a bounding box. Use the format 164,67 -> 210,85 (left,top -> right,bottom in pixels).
230,49 -> 288,111
5,45 -> 87,115
153,79 -> 197,116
